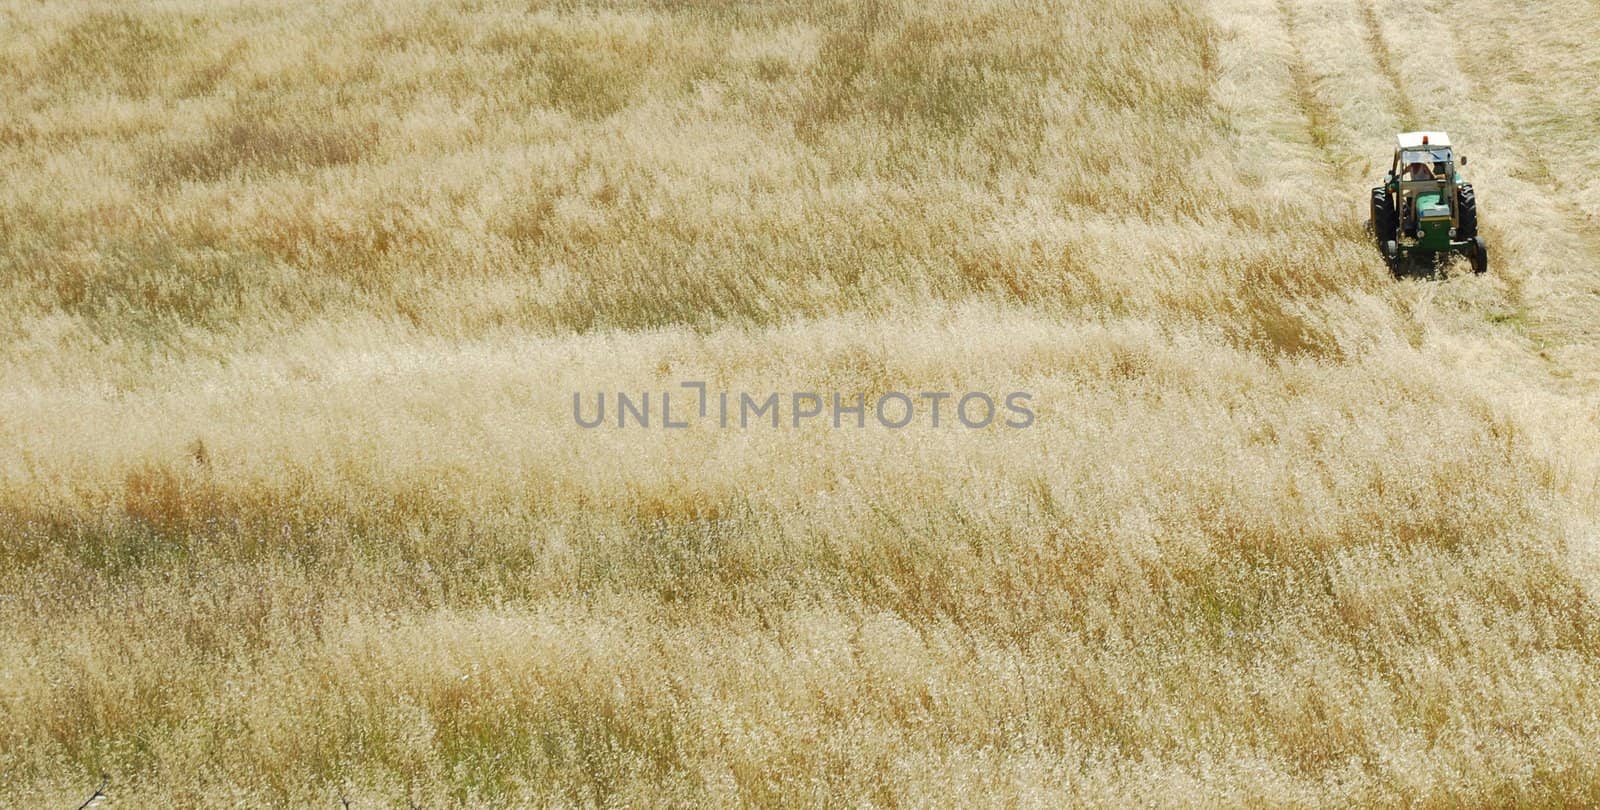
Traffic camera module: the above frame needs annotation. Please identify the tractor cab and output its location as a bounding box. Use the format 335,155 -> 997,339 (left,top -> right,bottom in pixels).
1386,132 -> 1460,248
1393,143 -> 1454,184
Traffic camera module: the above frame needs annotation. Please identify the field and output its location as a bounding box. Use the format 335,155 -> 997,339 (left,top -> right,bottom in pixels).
4,0 -> 1600,804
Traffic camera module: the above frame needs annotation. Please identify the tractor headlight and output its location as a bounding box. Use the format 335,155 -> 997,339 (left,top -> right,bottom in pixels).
1448,227 -> 1457,238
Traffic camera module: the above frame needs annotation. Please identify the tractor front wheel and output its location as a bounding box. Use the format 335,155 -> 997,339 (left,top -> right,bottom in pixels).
1470,236 -> 1488,274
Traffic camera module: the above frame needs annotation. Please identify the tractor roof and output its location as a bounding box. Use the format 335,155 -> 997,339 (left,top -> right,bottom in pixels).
1397,131 -> 1451,150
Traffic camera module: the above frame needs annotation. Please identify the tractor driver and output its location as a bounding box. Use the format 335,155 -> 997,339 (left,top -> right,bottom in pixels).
1405,161 -> 1433,181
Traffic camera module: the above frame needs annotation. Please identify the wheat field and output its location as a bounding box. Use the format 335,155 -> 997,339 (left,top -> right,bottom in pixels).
3,0 -> 1600,805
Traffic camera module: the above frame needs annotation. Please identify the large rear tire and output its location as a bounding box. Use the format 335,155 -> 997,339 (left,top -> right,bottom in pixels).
1471,236 -> 1488,274
1370,187 -> 1396,241
1457,184 -> 1478,239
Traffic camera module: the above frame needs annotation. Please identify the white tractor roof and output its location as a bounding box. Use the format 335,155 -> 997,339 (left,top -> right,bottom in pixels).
1397,131 -> 1450,149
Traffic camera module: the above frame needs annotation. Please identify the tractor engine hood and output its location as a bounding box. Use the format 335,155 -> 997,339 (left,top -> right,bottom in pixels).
1416,192 -> 1451,220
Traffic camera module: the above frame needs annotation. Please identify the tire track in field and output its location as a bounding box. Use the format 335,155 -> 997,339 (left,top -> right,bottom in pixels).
1273,0 -> 1350,177
1356,0 -> 1417,130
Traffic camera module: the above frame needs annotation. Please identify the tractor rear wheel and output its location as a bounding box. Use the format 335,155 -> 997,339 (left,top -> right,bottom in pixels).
1457,184 -> 1478,239
1370,187 -> 1396,240
1471,236 -> 1488,274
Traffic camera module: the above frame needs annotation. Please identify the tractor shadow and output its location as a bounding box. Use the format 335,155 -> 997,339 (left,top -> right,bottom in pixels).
1385,253 -> 1475,280
1388,255 -> 1442,279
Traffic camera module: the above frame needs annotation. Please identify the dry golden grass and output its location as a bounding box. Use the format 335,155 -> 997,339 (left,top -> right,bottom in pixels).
3,0 -> 1600,805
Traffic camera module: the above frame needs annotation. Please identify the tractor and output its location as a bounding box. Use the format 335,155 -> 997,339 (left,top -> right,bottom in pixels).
1369,131 -> 1487,274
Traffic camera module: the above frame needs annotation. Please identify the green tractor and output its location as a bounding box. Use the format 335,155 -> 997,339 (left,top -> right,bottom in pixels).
1369,131 -> 1487,274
